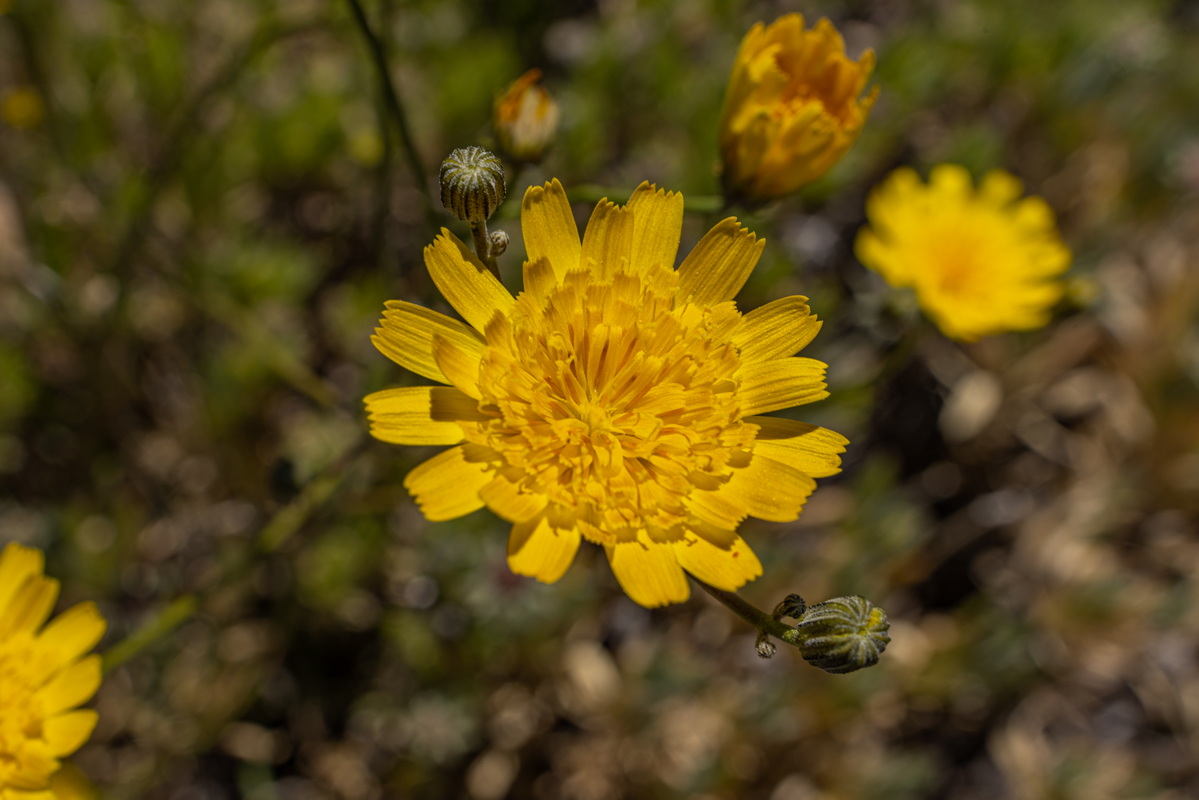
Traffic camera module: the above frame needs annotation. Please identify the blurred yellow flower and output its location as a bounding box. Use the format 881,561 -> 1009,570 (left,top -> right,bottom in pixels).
2,86 -> 46,130
493,69 -> 560,164
0,542 -> 106,796
366,180 -> 846,607
719,14 -> 878,206
855,165 -> 1072,341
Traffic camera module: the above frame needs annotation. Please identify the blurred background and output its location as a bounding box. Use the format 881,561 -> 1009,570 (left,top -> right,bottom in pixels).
2,0 -> 1199,798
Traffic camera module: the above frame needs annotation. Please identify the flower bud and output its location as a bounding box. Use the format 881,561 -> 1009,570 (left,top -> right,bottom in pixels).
794,596 -> 890,674
440,146 -> 506,224
719,15 -> 878,206
772,593 -> 807,620
489,230 -> 509,257
493,69 -> 560,165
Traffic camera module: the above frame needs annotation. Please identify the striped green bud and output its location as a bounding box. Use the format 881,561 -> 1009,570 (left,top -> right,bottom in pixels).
440,146 -> 506,223
794,596 -> 890,674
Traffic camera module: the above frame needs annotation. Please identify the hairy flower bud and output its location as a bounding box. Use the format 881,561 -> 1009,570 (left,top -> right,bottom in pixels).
794,595 -> 890,674
440,146 -> 506,224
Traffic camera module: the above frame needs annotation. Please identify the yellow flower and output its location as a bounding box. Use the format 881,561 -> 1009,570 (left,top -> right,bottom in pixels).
493,69 -> 560,165
719,14 -> 878,206
366,180 -> 847,607
855,165 -> 1072,341
0,543 -> 106,797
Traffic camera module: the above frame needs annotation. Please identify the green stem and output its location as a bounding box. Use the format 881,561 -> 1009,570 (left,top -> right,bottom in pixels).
102,595 -> 198,674
257,438 -> 369,553
469,219 -> 501,279
693,579 -> 800,647
343,0 -> 434,224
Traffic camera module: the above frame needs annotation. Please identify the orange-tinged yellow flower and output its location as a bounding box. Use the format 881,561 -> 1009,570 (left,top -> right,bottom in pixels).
0,542 -> 106,798
494,69 -> 560,165
719,14 -> 878,206
366,180 -> 847,607
855,165 -> 1072,341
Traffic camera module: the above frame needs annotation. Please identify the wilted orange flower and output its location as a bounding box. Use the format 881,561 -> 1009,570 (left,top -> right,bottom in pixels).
855,164 -> 1072,341
494,69 -> 560,165
719,14 -> 878,206
0,542 -> 106,797
366,179 -> 846,607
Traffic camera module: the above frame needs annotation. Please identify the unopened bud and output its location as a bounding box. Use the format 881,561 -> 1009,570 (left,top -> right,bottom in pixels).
794,596 -> 890,674
489,230 -> 509,257
440,146 -> 506,224
772,594 -> 806,621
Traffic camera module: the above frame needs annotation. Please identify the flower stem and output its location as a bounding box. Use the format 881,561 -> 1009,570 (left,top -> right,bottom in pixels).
693,578 -> 800,647
102,595 -> 198,674
343,0 -> 433,225
469,219 -> 501,280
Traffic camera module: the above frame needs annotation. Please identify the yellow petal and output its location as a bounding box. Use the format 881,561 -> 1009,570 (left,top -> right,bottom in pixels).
34,602 -> 106,674
479,474 -> 548,523
521,256 -> 557,308
720,453 -> 817,522
579,198 -> 633,281
364,387 -> 480,445
507,515 -> 581,583
424,229 -> 515,333
43,710 -> 99,757
736,357 -> 828,416
403,445 -> 495,522
746,417 -> 848,478
626,181 -> 684,275
980,169 -> 1023,206
675,218 -> 765,305
723,110 -> 776,195
431,334 -> 482,399
521,178 -> 580,281
49,763 -> 99,800
674,534 -> 762,591
605,533 -> 690,608
372,300 -> 485,385
0,573 -> 59,637
684,486 -> 747,530
0,542 -> 45,621
36,654 -> 101,716
732,295 -> 822,364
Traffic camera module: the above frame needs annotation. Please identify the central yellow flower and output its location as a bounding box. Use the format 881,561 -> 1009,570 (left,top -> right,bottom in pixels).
0,542 -> 106,797
367,180 -> 846,607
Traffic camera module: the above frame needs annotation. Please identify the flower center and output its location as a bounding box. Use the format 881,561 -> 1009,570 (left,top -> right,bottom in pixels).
467,269 -> 755,544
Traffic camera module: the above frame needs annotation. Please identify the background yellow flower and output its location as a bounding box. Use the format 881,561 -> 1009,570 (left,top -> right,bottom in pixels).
719,14 -> 878,206
366,180 -> 846,607
855,164 -> 1072,341
0,543 -> 105,797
